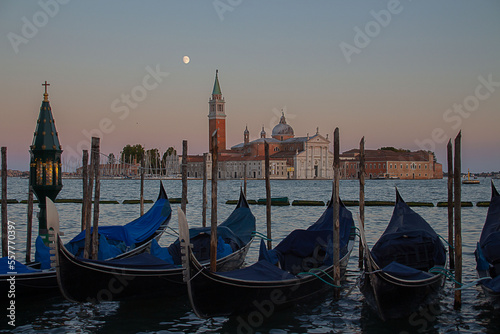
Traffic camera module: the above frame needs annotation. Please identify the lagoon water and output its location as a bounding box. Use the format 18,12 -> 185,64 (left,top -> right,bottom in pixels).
2,177 -> 500,333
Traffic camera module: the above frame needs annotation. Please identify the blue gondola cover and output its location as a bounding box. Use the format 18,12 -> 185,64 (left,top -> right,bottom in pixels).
218,260 -> 296,281
0,257 -> 39,274
35,235 -> 51,269
66,193 -> 171,259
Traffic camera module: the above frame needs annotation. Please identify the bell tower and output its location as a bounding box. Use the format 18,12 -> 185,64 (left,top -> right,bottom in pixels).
208,70 -> 226,152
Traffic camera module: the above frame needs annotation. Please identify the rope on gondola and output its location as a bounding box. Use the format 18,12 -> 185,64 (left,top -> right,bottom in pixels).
297,268 -> 341,288
344,273 -> 362,298
429,266 -> 461,285
168,225 -> 179,236
437,234 -> 454,250
430,266 -> 492,290
251,231 -> 272,241
455,277 -> 490,290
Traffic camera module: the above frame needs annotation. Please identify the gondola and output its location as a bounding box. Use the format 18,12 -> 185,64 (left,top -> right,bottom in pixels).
0,182 -> 172,301
55,189 -> 256,302
359,189 -> 446,321
475,181 -> 500,302
180,193 -> 356,318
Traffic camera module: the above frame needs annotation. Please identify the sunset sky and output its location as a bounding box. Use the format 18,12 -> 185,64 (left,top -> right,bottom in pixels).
1,1 -> 499,172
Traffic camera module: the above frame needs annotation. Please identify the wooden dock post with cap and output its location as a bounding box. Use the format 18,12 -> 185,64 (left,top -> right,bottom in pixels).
210,131 -> 218,271
265,141 -> 272,250
333,128 -> 341,298
358,137 -> 365,269
454,131 -> 462,309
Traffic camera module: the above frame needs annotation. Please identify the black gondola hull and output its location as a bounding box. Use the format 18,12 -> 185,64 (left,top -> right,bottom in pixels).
360,266 -> 444,321
187,239 -> 355,318
56,235 -> 253,302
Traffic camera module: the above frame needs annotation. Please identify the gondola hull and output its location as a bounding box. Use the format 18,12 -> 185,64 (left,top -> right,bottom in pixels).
186,238 -> 355,318
476,269 -> 500,303
56,235 -> 253,302
360,265 -> 444,321
0,270 -> 59,300
358,189 -> 447,321
56,189 -> 256,302
475,182 -> 500,304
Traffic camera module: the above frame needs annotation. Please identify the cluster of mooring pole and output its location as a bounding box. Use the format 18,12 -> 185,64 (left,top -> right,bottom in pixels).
332,128 -> 341,299
444,131 -> 463,309
81,137 -> 101,259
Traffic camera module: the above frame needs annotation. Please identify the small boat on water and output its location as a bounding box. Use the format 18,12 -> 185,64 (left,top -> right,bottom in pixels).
463,169 -> 480,184
0,182 -> 172,300
475,181 -> 500,302
359,189 -> 446,321
55,189 -> 256,302
181,193 -> 356,318
374,173 -> 400,180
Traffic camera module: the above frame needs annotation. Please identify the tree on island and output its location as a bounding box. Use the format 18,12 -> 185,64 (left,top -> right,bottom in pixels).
120,145 -> 177,176
379,147 -> 410,153
121,144 -> 145,164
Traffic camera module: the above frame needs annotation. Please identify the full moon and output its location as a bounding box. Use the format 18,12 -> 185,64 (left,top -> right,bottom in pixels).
183,55 -> 190,64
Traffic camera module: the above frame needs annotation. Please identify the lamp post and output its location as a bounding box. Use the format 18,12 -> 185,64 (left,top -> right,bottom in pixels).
29,82 -> 63,244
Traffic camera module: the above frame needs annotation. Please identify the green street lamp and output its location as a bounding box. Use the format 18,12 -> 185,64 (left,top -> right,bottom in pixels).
29,81 -> 63,244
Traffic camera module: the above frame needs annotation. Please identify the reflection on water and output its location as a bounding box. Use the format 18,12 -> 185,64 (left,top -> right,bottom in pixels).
1,177 -> 499,333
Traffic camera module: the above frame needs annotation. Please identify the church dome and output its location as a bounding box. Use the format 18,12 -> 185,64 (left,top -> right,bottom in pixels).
272,113 -> 294,137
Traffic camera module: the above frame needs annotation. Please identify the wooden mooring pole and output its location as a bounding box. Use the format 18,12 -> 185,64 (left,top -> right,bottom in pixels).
81,150 -> 89,232
83,149 -> 93,259
447,139 -> 455,270
333,128 -> 341,299
91,137 -> 101,260
210,132 -> 218,271
181,140 -> 188,215
1,147 -> 7,257
26,186 -> 34,263
202,153 -> 207,228
265,141 -> 272,250
454,131 -> 462,309
358,137 -> 365,269
140,154 -> 145,216
244,163 -> 247,197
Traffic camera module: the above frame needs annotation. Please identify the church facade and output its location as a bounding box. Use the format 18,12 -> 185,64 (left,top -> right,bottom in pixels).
186,71 -> 334,179
185,71 -> 442,180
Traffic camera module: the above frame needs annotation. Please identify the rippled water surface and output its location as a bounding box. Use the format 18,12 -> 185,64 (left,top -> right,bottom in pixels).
2,177 -> 500,333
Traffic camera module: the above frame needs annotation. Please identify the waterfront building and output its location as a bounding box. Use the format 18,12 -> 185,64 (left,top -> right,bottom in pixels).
341,149 -> 443,179
186,71 -> 334,179
185,71 -> 443,180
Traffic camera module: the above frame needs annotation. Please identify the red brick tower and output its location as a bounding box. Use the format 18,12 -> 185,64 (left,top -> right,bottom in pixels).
208,70 -> 226,152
